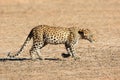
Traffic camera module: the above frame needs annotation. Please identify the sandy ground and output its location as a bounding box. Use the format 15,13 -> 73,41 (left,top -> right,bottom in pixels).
0,0 -> 120,80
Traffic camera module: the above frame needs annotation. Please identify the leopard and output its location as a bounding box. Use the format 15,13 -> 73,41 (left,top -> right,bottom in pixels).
8,25 -> 95,60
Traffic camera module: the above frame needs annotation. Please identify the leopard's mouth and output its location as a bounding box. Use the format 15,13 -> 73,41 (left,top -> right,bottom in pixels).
89,39 -> 93,43
88,38 -> 96,43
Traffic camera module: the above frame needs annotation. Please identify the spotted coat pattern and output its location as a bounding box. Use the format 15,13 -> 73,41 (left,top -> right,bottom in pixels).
8,25 -> 95,60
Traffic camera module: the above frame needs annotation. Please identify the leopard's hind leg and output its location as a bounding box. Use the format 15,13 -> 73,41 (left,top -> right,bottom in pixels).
29,42 -> 46,60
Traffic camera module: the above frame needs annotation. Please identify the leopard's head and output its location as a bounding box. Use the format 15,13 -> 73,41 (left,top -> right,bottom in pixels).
78,29 -> 96,43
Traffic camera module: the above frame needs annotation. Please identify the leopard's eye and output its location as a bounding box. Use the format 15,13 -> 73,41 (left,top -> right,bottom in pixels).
90,35 -> 93,37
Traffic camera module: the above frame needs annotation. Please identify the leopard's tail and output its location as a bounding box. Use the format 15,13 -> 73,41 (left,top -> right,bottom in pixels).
7,30 -> 33,58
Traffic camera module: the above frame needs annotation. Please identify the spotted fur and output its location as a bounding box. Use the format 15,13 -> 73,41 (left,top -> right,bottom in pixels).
8,25 -> 95,60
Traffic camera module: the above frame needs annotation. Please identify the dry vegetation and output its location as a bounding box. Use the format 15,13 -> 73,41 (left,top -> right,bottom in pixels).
0,0 -> 120,80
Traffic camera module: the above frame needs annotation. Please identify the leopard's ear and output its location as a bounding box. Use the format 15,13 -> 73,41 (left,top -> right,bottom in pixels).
78,29 -> 84,36
82,29 -> 90,33
78,28 -> 90,35
78,31 -> 83,35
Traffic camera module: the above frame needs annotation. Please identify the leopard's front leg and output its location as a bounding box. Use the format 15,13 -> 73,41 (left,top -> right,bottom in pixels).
69,44 -> 80,60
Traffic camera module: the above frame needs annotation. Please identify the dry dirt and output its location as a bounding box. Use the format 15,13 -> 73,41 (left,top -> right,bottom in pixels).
0,0 -> 120,80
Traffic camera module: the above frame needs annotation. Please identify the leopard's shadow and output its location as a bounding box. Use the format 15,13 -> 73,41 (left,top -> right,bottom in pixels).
0,58 -> 30,61
0,57 -> 62,62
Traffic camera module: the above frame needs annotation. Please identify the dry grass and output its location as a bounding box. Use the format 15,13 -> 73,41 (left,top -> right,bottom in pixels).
0,0 -> 120,80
